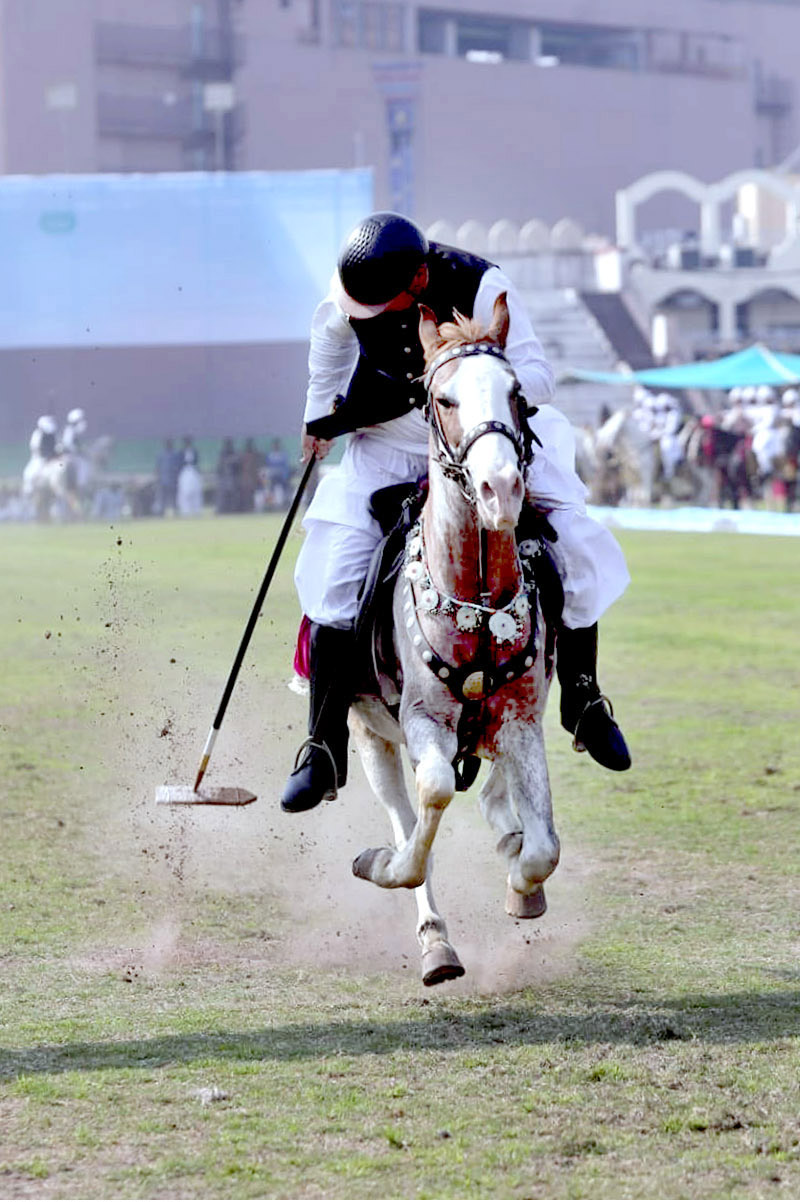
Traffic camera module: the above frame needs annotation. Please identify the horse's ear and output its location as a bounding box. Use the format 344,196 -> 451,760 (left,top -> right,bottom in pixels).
418,304 -> 440,359
487,291 -> 510,348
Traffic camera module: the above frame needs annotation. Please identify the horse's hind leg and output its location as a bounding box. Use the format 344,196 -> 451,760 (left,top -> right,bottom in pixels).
349,711 -> 464,985
479,730 -> 559,919
479,761 -> 545,917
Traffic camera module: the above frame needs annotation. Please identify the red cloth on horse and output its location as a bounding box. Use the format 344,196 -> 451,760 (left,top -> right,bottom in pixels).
293,614 -> 312,679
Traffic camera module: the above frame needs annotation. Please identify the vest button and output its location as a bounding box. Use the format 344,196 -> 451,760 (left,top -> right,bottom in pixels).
406,372 -> 413,379
404,346 -> 412,353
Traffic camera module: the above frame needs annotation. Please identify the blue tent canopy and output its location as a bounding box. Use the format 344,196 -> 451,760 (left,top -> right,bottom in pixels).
563,344 -> 800,390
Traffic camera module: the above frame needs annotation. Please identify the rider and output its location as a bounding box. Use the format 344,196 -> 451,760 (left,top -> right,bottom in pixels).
60,407 -> 87,455
22,415 -> 59,495
281,212 -> 632,814
60,407 -> 92,493
32,414 -> 59,460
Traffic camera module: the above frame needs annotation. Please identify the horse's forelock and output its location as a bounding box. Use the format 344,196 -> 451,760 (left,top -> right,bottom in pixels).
424,311 -> 498,366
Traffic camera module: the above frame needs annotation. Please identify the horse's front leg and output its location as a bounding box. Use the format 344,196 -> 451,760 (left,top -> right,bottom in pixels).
482,721 -> 560,917
353,709 -> 457,890
348,709 -> 465,984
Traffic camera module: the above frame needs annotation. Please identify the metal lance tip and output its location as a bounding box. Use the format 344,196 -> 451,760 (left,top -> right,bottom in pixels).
193,754 -> 210,794
155,785 -> 257,806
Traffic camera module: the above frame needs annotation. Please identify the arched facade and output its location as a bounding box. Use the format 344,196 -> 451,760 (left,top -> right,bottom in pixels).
738,286 -> 800,345
654,288 -> 719,345
629,258 -> 800,343
617,169 -> 800,257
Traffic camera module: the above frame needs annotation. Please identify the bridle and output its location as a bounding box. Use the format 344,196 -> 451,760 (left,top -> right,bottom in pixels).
400,335 -> 549,719
422,341 -> 539,497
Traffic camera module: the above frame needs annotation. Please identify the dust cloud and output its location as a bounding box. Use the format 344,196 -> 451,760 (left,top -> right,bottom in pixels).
86,540 -> 593,998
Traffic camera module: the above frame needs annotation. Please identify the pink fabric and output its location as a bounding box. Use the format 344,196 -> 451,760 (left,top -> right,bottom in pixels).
293,614 -> 312,679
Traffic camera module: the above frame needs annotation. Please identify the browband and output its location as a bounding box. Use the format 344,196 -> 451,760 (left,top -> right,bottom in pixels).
423,342 -> 510,392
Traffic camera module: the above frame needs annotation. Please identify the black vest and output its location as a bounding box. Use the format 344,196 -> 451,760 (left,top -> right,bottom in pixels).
306,243 -> 494,440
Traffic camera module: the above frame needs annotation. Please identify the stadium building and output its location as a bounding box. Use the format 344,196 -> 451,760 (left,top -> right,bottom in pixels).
2,0 -> 800,444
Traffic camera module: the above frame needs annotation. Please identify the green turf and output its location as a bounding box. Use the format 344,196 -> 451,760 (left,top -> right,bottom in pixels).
0,519 -> 798,1199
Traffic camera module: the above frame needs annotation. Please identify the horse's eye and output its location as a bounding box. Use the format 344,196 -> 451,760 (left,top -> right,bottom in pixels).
436,396 -> 458,410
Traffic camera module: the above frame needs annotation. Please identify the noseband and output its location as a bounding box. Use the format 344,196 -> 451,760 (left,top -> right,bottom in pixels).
423,342 -> 537,491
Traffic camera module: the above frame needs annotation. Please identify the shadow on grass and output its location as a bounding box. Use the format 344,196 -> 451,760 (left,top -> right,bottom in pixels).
2,989 -> 799,1081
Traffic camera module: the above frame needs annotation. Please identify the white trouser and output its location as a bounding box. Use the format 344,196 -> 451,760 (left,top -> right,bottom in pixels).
295,417 -> 630,631
660,434 -> 683,480
752,427 -> 781,476
22,455 -> 44,495
177,465 -> 204,515
296,436 -> 428,630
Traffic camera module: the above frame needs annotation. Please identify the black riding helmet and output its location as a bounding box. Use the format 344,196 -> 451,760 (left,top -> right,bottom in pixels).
337,212 -> 429,316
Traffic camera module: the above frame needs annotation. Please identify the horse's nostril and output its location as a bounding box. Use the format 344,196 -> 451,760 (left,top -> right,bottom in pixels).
479,481 -> 495,505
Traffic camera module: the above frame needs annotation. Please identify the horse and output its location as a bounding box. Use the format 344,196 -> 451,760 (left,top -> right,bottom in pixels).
682,419 -> 755,509
347,293 -> 560,986
23,453 -> 85,521
759,419 -> 800,511
22,436 -> 113,522
591,407 -> 657,506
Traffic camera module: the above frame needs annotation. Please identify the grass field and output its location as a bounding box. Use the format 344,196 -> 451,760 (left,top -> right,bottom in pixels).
1,514 -> 799,1200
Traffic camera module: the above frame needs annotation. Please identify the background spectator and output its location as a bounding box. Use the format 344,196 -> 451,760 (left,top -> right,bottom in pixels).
215,436 -> 240,514
238,437 -> 264,513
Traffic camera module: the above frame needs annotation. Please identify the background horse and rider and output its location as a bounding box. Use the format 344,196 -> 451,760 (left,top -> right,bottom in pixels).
584,403 -> 704,507
23,434 -> 113,522
578,385 -> 800,511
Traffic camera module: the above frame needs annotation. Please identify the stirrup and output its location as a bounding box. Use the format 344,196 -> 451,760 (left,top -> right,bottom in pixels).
572,693 -> 614,753
293,737 -> 340,800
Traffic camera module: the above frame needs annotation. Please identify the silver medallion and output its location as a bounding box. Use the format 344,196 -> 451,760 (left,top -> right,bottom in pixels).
488,611 -> 518,642
404,560 -> 425,582
456,605 -> 479,631
420,588 -> 439,612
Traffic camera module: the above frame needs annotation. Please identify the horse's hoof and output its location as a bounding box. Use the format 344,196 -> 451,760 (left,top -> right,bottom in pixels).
505,882 -> 547,919
422,943 -> 465,987
352,847 -> 390,882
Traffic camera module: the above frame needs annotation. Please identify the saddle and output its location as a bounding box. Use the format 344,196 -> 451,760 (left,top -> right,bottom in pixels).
354,480 -> 427,697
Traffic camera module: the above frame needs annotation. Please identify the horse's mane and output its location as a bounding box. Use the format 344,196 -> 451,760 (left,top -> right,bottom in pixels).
425,310 -> 496,365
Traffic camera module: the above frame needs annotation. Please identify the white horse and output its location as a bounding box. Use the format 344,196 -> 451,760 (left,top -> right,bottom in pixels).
589,407 -> 656,505
23,454 -> 84,521
22,436 -> 113,521
348,294 -> 560,986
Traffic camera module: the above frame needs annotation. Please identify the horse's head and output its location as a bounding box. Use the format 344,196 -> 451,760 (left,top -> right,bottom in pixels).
418,292 -> 527,533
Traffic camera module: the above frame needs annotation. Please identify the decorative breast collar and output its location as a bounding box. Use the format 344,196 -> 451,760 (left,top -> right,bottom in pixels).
402,520 -> 545,703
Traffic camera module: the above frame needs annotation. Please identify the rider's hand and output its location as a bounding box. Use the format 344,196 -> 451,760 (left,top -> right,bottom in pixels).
301,429 -> 334,463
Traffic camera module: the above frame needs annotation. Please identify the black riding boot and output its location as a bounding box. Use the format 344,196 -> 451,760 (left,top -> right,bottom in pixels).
557,623 -> 631,772
281,623 -> 355,813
